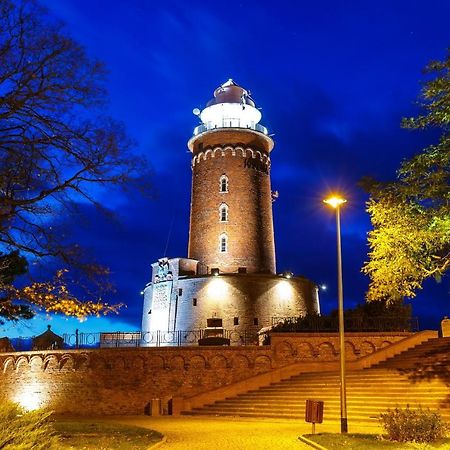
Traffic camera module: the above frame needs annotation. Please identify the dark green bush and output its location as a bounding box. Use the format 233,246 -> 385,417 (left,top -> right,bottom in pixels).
380,406 -> 448,443
272,301 -> 413,333
0,402 -> 60,449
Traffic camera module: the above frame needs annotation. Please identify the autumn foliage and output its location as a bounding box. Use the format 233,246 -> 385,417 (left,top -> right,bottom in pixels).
363,50 -> 450,302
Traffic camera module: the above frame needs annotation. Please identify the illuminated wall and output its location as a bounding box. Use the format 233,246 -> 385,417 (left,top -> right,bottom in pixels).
175,274 -> 319,331
0,333 -> 411,415
142,258 -> 319,341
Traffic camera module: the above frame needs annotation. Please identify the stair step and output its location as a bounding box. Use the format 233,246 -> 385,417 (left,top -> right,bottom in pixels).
183,410 -> 450,421
201,405 -> 450,414
217,399 -> 450,407
183,410 -> 383,421
181,337 -> 450,422
249,384 -> 446,396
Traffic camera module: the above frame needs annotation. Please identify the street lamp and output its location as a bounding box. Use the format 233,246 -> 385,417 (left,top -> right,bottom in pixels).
323,195 -> 348,433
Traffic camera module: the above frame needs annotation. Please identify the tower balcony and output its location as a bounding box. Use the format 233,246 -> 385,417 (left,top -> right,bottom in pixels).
193,121 -> 269,137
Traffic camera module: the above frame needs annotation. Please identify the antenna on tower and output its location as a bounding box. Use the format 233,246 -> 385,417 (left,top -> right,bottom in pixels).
192,108 -> 201,116
163,211 -> 176,257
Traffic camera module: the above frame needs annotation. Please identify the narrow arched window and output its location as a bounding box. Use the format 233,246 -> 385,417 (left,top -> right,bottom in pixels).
219,233 -> 228,253
219,174 -> 228,193
219,203 -> 228,222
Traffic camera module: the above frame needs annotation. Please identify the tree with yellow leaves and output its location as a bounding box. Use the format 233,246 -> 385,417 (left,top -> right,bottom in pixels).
0,252 -> 120,323
363,50 -> 449,302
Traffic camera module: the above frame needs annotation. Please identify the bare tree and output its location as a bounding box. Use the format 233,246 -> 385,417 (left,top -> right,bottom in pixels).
0,0 -> 150,320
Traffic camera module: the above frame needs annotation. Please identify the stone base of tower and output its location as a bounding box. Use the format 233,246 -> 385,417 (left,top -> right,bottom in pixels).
141,257 -> 320,346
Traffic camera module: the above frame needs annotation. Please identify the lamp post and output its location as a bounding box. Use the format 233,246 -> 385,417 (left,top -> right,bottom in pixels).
323,196 -> 348,433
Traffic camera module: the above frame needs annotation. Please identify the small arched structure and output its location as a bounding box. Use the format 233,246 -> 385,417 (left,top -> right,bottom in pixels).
32,326 -> 64,351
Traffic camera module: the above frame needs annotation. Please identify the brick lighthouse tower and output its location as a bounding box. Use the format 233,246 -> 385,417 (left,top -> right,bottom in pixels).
141,80 -> 320,344
187,79 -> 276,274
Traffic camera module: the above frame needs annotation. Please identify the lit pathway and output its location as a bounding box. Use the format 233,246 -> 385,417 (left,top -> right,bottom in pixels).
107,415 -> 381,450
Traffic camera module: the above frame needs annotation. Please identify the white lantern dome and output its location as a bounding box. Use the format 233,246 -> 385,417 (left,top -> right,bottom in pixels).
193,79 -> 268,136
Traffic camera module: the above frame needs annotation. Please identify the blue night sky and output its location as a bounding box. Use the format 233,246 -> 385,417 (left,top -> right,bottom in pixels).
3,0 -> 449,337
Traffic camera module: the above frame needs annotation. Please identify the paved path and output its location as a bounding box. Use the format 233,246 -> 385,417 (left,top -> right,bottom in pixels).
106,415 -> 382,450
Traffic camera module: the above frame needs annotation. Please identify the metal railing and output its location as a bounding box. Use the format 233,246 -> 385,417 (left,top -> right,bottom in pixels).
4,317 -> 418,352
193,122 -> 269,136
4,329 -> 263,351
271,315 -> 419,333
137,329 -> 260,347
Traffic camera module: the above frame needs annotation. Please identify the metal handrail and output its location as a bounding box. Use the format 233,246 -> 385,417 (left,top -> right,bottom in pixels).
7,329 -> 264,350
6,316 -> 419,351
193,122 -> 269,136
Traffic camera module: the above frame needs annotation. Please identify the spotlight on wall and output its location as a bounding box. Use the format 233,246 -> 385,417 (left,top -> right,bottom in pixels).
211,268 -> 220,276
276,280 -> 294,300
15,386 -> 44,411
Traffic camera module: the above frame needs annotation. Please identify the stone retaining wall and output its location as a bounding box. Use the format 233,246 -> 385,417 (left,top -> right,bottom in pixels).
0,332 -> 417,415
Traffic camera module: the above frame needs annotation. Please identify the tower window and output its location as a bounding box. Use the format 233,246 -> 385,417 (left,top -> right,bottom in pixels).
193,298 -> 197,306
219,175 -> 228,193
253,318 -> 259,326
219,233 -> 228,253
178,288 -> 183,296
219,203 -> 228,222
234,317 -> 239,326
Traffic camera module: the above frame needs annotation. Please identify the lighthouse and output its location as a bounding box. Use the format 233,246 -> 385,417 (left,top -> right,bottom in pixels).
188,79 -> 276,274
141,80 -> 320,344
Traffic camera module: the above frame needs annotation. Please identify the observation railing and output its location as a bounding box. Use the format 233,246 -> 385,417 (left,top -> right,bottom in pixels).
193,121 -> 268,136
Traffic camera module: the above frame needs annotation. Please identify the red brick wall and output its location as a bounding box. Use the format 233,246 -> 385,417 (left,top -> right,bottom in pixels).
0,332 -> 412,415
188,129 -> 276,274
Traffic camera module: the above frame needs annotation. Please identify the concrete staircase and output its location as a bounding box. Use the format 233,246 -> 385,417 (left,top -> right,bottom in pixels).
373,336 -> 450,371
182,338 -> 450,423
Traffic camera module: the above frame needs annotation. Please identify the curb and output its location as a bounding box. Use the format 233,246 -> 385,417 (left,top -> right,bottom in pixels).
148,435 -> 167,449
298,435 -> 328,450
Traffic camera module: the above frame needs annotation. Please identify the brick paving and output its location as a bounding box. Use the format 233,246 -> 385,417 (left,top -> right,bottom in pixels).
107,415 -> 382,450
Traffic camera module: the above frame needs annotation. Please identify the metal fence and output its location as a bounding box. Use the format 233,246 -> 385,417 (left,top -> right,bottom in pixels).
19,329 -> 262,349
5,316 -> 419,352
271,315 -> 419,333
144,329 -> 259,347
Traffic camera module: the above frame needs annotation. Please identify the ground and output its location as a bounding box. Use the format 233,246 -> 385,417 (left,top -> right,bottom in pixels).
101,415 -> 382,449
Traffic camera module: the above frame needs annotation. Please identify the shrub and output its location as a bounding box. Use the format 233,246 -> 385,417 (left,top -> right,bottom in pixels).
380,406 -> 448,443
272,302 -> 413,333
0,402 -> 60,449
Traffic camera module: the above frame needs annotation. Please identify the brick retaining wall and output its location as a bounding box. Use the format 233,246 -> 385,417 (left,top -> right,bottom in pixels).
0,332 -> 417,415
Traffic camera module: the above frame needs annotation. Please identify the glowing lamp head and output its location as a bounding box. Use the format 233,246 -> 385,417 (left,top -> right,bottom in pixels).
211,268 -> 220,277
199,79 -> 262,129
323,196 -> 347,209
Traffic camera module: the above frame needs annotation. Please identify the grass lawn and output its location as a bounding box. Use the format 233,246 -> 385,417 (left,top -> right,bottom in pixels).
53,420 -> 163,450
305,433 -> 450,449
